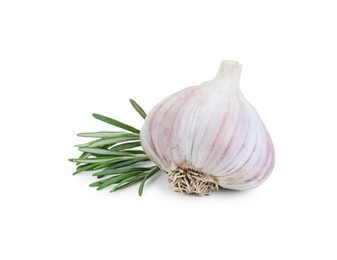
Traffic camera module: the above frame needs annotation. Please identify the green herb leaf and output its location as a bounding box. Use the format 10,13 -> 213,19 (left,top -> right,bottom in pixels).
76,152 -> 91,165
79,148 -> 136,156
69,157 -> 131,164
130,99 -> 147,119
109,141 -> 142,151
93,166 -> 153,178
104,156 -> 149,170
122,150 -> 145,154
92,113 -> 140,134
96,171 -> 143,190
87,136 -> 140,148
73,163 -> 102,175
138,167 -> 160,196
77,131 -> 129,138
110,177 -> 146,193
110,176 -> 144,192
89,180 -> 105,187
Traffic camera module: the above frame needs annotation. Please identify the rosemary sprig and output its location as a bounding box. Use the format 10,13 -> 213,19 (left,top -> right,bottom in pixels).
69,99 -> 160,196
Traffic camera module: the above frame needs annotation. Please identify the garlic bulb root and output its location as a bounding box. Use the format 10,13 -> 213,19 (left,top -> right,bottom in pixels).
168,167 -> 218,196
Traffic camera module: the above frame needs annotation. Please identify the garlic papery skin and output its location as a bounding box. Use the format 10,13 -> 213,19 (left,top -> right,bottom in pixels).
140,61 -> 275,195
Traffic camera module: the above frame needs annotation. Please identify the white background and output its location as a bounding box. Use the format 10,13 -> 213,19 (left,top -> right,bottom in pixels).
1,0 -> 336,259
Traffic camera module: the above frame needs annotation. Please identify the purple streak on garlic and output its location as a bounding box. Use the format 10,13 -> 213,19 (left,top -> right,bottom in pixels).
140,61 -> 275,195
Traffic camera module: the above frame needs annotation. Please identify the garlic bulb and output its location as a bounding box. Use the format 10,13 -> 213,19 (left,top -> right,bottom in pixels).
140,61 -> 275,195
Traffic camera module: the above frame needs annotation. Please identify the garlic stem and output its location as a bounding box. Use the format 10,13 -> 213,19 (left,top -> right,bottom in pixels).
211,60 -> 242,91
